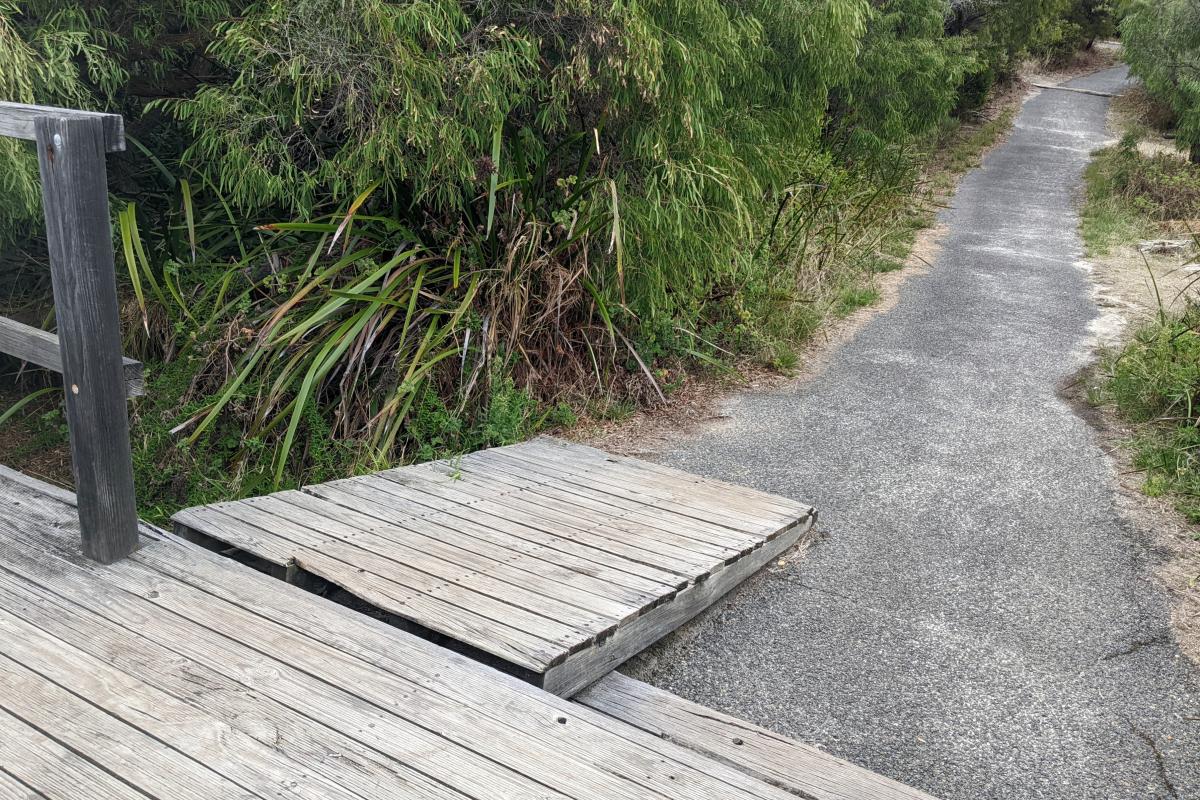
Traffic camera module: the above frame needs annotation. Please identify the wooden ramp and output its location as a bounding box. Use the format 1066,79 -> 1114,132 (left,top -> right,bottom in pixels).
0,466 -> 819,800
172,437 -> 816,696
577,672 -> 939,800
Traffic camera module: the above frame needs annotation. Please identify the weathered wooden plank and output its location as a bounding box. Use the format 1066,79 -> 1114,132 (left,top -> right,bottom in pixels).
0,706 -> 149,800
325,472 -> 703,581
480,447 -> 783,539
0,769 -> 47,800
283,482 -> 686,594
0,472 -> 818,800
0,517 -> 584,800
0,464 -> 77,505
525,438 -> 811,517
0,652 -> 258,800
221,495 -> 620,638
404,458 -> 686,585
174,505 -> 573,670
432,456 -> 755,560
0,564 -> 519,800
373,470 -> 720,574
0,316 -> 144,397
519,438 -> 811,522
274,491 -> 667,609
0,102 -> 124,151
577,673 -> 940,800
541,513 -> 814,697
317,476 -> 659,614
0,524 -> 790,800
418,455 -> 762,556
525,437 -> 808,511
276,484 -> 641,625
455,448 -> 771,548
34,114 -> 137,563
173,504 -> 297,565
505,440 -> 782,519
122,535 -> 803,800
0,609 -> 370,800
262,496 -> 681,618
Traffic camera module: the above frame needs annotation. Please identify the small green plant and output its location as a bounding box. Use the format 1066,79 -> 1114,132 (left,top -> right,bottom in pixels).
833,285 -> 881,317
868,254 -> 906,274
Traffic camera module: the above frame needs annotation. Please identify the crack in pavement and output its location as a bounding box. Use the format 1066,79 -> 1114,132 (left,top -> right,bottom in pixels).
1130,721 -> 1180,799
1102,632 -> 1172,661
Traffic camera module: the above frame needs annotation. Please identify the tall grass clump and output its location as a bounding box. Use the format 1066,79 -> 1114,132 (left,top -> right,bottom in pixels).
1086,124 -> 1200,525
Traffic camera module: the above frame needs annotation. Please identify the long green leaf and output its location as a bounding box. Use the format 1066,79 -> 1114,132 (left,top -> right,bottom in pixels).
0,387 -> 57,428
485,124 -> 502,237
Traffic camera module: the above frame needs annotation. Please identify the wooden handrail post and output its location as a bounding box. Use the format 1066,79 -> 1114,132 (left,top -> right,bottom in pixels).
34,115 -> 139,563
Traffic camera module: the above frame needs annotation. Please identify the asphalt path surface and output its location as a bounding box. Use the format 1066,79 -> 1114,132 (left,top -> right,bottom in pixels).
636,67 -> 1200,799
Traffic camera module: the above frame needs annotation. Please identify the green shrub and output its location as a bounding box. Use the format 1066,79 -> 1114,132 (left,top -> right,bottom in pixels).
1122,0 -> 1200,163
956,65 -> 997,114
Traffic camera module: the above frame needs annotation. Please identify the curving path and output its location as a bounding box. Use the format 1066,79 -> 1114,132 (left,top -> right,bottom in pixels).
638,66 -> 1200,799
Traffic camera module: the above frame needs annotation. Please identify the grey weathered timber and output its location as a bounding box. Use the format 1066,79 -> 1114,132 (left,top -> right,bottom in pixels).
0,468 -> 846,800
0,316 -> 144,397
540,514 -> 810,698
0,101 -> 124,150
33,114 -> 138,563
0,768 -> 47,800
172,437 -> 817,693
577,672 -> 941,800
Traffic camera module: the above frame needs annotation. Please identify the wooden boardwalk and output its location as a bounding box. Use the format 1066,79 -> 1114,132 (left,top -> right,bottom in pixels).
577,673 -> 938,800
173,437 -> 816,695
0,465 -> 817,800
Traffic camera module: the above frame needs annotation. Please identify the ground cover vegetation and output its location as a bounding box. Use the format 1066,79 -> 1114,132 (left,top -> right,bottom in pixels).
1084,105 -> 1200,525
1084,0 -> 1200,525
1,0 -> 1094,519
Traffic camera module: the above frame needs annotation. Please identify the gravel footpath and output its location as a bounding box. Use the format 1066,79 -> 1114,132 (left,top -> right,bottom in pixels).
632,66 -> 1200,799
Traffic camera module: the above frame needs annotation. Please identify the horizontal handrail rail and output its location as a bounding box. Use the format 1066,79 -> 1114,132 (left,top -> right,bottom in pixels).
0,315 -> 144,397
0,101 -> 124,151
